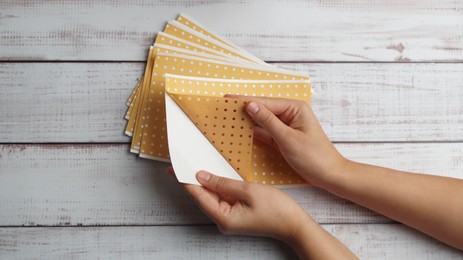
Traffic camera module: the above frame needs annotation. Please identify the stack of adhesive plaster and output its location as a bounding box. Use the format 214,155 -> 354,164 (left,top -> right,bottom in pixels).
124,14 -> 312,186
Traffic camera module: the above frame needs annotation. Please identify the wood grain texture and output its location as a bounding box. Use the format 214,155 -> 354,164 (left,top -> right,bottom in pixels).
0,143 -> 461,227
1,62 -> 462,142
2,1 -> 462,258
0,225 -> 461,259
1,0 -> 462,61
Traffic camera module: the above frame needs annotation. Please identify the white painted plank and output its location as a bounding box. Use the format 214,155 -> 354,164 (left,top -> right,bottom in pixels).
284,62 -> 463,142
0,225 -> 461,259
0,62 -> 141,143
0,143 -> 461,226
1,0 -> 462,61
1,62 -> 462,142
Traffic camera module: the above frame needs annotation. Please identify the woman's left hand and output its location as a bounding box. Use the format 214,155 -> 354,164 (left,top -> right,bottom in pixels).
166,167 -> 358,259
167,168 -> 308,242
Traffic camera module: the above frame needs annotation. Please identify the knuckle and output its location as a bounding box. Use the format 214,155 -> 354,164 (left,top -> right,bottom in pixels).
215,177 -> 227,192
261,111 -> 274,127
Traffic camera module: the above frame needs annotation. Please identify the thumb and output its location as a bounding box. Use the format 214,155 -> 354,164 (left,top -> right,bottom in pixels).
196,171 -> 249,201
246,101 -> 287,141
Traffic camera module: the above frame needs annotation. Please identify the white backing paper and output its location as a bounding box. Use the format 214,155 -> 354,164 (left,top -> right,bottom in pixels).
165,93 -> 243,185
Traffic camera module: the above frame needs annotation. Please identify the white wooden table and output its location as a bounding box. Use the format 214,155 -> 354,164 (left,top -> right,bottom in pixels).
1,1 -> 462,259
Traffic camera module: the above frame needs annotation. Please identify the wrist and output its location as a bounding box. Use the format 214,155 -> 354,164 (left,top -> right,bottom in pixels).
283,211 -> 358,259
282,213 -> 317,246
283,214 -> 335,259
319,158 -> 358,193
309,154 -> 350,189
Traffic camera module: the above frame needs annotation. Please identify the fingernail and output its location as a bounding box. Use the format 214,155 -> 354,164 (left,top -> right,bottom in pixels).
247,102 -> 259,114
197,171 -> 211,182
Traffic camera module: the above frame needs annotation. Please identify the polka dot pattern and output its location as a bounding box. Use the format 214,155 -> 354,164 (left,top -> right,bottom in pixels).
165,74 -> 310,184
125,76 -> 142,120
164,22 -> 256,63
130,45 -> 264,152
126,48 -> 156,151
129,46 -> 213,150
176,14 -> 236,49
176,14 -> 264,65
249,140 -> 305,185
171,94 -> 254,174
164,75 -> 311,100
156,33 -> 241,60
152,45 -> 229,63
126,79 -> 140,107
138,53 -> 310,159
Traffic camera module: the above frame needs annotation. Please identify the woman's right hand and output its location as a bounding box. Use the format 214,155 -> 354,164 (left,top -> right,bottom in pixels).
229,96 -> 347,187
229,97 -> 463,251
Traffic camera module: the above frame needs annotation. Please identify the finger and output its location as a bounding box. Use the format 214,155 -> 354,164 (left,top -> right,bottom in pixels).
225,95 -> 293,115
183,183 -> 225,223
196,171 -> 249,201
246,101 -> 288,141
219,194 -> 238,205
254,125 -> 272,146
180,173 -> 235,205
254,126 -> 281,152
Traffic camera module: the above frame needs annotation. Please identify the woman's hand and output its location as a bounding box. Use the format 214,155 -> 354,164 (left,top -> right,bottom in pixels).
233,97 -> 463,250
173,169 -> 308,241
230,95 -> 347,187
167,168 -> 358,259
